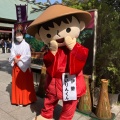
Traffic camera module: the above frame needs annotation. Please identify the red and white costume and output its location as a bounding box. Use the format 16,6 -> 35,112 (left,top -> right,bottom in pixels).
9,40 -> 37,105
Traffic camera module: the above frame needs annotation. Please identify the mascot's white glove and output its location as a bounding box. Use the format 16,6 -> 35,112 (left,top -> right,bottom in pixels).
49,40 -> 58,56
65,36 -> 76,50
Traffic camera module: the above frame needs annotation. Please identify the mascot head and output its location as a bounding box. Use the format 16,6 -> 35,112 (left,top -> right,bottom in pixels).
27,5 -> 91,47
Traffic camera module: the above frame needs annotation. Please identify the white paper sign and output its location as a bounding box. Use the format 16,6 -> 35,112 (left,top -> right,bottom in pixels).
62,73 -> 77,101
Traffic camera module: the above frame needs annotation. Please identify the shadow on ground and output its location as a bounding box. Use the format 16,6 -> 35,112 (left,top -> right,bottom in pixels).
30,97 -> 62,120
0,60 -> 12,75
6,82 -> 12,97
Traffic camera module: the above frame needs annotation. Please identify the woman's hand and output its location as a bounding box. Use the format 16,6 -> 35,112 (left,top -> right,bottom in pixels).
14,57 -> 20,63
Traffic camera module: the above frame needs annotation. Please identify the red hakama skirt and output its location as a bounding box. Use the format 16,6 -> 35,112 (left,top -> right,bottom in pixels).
11,64 -> 37,105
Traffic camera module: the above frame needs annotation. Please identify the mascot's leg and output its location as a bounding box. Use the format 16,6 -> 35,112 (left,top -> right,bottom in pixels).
59,100 -> 78,120
32,115 -> 53,120
33,94 -> 58,120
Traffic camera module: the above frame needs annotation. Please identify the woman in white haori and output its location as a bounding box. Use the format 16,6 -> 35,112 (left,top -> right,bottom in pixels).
9,30 -> 37,106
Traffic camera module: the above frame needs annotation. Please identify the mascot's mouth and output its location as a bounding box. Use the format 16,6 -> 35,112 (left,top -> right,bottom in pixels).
56,38 -> 64,43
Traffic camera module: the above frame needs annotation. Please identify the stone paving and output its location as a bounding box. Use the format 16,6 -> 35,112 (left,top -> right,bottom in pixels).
0,49 -> 120,120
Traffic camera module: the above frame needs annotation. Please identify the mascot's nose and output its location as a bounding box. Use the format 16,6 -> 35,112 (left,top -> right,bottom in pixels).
57,30 -> 60,37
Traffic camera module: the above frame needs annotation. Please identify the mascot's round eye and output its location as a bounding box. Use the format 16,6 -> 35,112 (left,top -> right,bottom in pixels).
66,28 -> 71,33
46,34 -> 51,38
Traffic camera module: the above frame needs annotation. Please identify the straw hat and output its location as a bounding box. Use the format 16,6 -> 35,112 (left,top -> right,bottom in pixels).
27,4 -> 91,37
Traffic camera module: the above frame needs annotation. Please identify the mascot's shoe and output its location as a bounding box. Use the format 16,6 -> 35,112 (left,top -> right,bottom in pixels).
32,115 -> 53,120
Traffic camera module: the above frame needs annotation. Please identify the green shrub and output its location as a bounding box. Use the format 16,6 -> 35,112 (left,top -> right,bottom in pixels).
25,37 -> 44,52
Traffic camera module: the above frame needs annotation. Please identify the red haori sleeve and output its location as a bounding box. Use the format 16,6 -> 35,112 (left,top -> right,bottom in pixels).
69,43 -> 89,75
43,51 -> 58,77
43,49 -> 68,78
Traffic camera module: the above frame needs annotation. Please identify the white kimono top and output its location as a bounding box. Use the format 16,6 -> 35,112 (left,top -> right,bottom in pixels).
9,39 -> 31,72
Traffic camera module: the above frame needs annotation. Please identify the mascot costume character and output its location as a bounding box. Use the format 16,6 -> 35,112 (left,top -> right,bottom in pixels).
27,4 -> 91,120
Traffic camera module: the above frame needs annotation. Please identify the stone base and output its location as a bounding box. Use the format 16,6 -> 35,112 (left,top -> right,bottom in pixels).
90,112 -> 116,120
76,108 -> 116,120
76,108 -> 92,116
